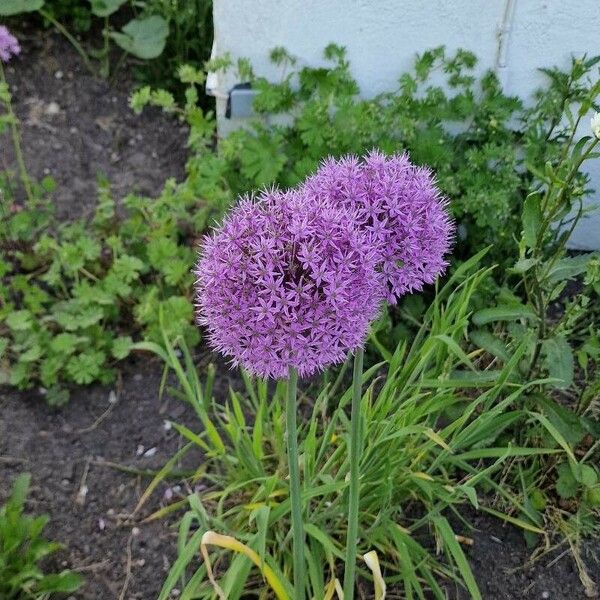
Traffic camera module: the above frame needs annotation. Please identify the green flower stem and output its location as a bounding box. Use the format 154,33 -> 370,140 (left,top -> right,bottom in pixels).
285,366 -> 305,600
343,347 -> 364,600
0,62 -> 33,204
39,9 -> 96,75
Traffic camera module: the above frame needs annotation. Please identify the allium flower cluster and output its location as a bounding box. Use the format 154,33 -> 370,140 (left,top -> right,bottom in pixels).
302,151 -> 454,303
195,189 -> 382,379
0,26 -> 20,63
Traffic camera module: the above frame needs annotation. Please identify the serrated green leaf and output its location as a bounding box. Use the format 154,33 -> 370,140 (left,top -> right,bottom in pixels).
66,351 -> 106,385
6,310 -> 33,331
112,336 -> 133,360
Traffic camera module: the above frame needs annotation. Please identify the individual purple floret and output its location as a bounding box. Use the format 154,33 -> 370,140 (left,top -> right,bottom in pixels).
0,26 -> 20,63
302,150 -> 454,304
195,188 -> 383,379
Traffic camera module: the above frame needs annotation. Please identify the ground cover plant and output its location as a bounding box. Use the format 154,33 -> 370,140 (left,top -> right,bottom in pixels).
2,19 -> 600,597
0,473 -> 83,599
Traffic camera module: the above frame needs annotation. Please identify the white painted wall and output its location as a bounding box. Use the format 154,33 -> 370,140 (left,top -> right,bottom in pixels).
210,0 -> 600,249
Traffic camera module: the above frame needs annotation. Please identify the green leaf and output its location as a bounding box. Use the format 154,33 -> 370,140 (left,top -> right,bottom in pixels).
50,333 -> 81,355
112,336 -> 133,360
469,329 -> 510,362
472,304 -> 536,326
546,254 -> 595,284
576,464 -> 598,488
110,16 -> 169,60
9,472 -> 31,510
147,237 -> 178,269
112,254 -> 145,283
542,335 -> 574,389
522,193 -> 542,248
36,571 -> 84,592
0,0 -> 43,15
556,462 -> 579,499
89,0 -> 127,17
6,310 -> 33,331
536,396 -> 585,446
66,351 -> 106,385
432,516 -> 481,600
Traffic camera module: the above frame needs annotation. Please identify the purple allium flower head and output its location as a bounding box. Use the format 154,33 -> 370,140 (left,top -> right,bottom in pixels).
302,150 -> 454,304
195,188 -> 382,379
0,26 -> 20,63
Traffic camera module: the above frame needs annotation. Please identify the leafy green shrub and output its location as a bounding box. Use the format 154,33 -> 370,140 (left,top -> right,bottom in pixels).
0,171 -> 227,402
0,473 -> 83,599
209,46 -> 598,266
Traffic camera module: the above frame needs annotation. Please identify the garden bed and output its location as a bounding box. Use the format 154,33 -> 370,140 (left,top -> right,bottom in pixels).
1,367 -> 598,599
1,24 -> 599,600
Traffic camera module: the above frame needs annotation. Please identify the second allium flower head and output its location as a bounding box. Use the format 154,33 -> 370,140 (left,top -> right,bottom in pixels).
196,189 -> 382,379
195,152 -> 453,379
302,151 -> 454,304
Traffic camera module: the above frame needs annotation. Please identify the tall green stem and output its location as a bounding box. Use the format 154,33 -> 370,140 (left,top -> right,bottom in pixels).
39,9 -> 96,75
285,366 -> 305,599
0,63 -> 33,204
343,347 -> 364,600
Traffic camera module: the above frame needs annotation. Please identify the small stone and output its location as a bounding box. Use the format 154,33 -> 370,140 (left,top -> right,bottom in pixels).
143,447 -> 157,458
133,373 -> 143,382
98,518 -> 106,531
69,126 -> 78,134
541,593 -> 550,599
43,168 -> 50,175
45,101 -> 60,115
151,151 -> 158,159
163,420 -> 172,431
55,70 -> 63,79
136,444 -> 145,456
108,390 -> 117,404
132,526 -> 141,536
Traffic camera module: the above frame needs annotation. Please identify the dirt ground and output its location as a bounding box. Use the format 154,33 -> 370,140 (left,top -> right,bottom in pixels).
1,26 -> 187,220
1,24 -> 599,600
